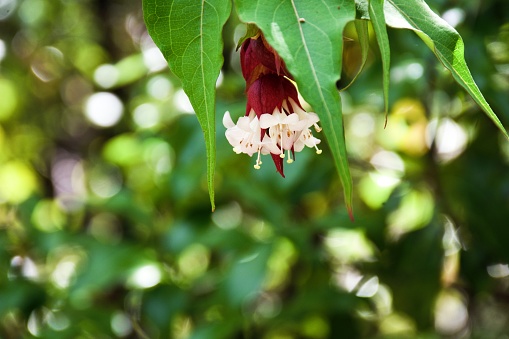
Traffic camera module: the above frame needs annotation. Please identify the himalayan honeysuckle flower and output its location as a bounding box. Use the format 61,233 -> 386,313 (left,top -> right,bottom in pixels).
223,33 -> 322,177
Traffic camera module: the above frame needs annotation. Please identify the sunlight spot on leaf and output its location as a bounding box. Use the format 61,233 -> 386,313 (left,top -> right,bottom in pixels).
31,199 -> 65,232
335,267 -> 363,292
442,217 -> 462,285
247,292 -> 282,321
111,311 -> 132,337
94,64 -> 119,89
173,89 -> 194,114
380,313 -> 416,336
359,172 -> 400,210
89,166 -> 122,199
142,138 -> 173,175
178,244 -> 210,281
47,311 -> 70,332
84,92 -> 124,127
371,172 -> 400,188
0,0 -> 17,20
51,155 -> 86,211
216,70 -> 224,88
441,8 -> 465,28
128,264 -> 162,289
0,78 -> 18,121
9,256 -> 39,280
27,310 -> 42,336
407,62 -> 424,79
18,0 -> 44,25
133,103 -> 160,129
372,284 -> 393,315
325,229 -> 376,264
0,39 -> 5,62
426,118 -> 468,162
52,259 -> 77,289
0,161 -> 38,203
387,188 -> 434,239
370,150 -> 405,175
30,46 -> 64,82
350,112 -> 375,138
147,75 -> 173,99
248,220 -> 273,242
356,276 -> 379,298
391,62 -> 424,82
443,217 -> 462,256
487,264 -> 509,278
434,289 -> 468,335
142,46 -> 167,73
211,201 -> 242,229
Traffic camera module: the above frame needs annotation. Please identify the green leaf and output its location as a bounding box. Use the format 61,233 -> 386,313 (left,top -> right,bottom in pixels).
338,20 -> 370,92
142,0 -> 232,210
382,0 -> 508,138
236,23 -> 260,51
369,0 -> 391,126
235,0 -> 356,218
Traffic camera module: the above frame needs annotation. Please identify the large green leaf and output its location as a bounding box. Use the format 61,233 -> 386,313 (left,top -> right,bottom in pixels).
380,0 -> 508,138
142,0 -> 232,210
369,0 -> 391,126
235,0 -> 356,218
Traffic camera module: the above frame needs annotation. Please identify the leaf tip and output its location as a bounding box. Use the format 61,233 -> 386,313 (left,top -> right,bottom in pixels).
346,202 -> 354,222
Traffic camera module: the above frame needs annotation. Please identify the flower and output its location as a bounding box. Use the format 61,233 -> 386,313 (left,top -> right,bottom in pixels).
223,110 -> 261,156
223,33 -> 322,177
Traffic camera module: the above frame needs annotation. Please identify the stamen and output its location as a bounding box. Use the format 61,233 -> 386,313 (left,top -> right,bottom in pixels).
286,149 -> 294,163
279,124 -> 285,158
314,123 -> 322,132
315,144 -> 322,154
254,147 -> 262,169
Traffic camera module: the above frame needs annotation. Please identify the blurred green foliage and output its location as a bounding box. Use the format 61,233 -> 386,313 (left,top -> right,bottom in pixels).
1,0 -> 509,338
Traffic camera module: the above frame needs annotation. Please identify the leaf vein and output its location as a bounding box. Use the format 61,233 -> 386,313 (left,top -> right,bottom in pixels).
288,0 -> 340,152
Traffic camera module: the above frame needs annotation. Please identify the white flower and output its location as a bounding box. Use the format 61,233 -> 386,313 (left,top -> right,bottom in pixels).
287,98 -> 322,132
259,100 -> 322,161
260,108 -> 308,159
223,110 -> 278,169
223,101 -> 323,170
223,110 -> 261,156
286,98 -> 322,154
294,129 -> 322,153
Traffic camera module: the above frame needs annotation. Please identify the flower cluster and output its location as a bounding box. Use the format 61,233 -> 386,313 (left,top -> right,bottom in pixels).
224,33 -> 322,177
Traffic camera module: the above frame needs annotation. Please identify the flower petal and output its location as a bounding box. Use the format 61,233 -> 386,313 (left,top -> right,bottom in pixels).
259,113 -> 278,129
237,116 -> 252,131
223,111 -> 235,128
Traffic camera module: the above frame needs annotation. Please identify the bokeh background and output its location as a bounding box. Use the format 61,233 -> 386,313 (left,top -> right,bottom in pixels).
1,0 -> 509,338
